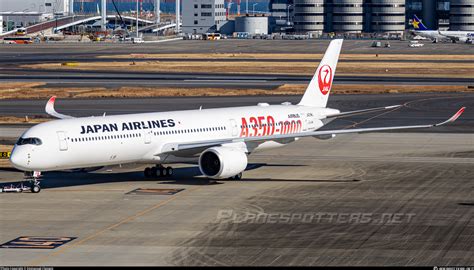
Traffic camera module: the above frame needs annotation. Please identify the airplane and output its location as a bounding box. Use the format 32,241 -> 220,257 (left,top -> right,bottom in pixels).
411,14 -> 474,43
9,39 -> 466,193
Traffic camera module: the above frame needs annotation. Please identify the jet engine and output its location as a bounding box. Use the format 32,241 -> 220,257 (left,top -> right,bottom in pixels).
199,147 -> 247,179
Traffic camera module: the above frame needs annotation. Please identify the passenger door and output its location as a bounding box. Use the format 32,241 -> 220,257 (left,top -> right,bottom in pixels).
57,131 -> 68,151
304,115 -> 317,132
144,130 -> 152,144
229,119 -> 239,137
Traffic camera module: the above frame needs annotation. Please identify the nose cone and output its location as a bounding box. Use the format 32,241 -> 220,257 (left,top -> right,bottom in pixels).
9,148 -> 28,171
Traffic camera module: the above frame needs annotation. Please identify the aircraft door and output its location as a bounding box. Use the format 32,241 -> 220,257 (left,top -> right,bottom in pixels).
304,115 -> 317,131
144,130 -> 152,144
229,119 -> 239,137
57,131 -> 68,151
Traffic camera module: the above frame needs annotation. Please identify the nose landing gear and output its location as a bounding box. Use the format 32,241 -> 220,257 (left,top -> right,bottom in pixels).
144,165 -> 173,179
25,171 -> 42,193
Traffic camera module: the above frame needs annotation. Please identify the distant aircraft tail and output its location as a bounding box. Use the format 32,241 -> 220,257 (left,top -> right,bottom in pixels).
412,15 -> 429,31
298,39 -> 343,108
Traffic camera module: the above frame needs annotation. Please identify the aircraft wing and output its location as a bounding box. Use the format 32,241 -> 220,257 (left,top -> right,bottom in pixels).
162,107 -> 465,154
45,96 -> 75,119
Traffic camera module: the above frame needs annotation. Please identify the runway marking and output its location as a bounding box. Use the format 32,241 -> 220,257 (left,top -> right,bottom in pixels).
343,106 -> 403,129
47,189 -> 128,192
28,186 -> 201,266
1,237 -> 76,249
126,188 -> 185,195
184,79 -> 268,83
403,95 -> 466,111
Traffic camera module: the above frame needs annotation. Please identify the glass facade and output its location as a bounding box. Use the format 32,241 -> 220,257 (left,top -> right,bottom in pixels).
268,0 -> 469,33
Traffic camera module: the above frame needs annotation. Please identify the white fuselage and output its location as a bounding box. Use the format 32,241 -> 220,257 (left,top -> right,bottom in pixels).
414,30 -> 474,41
10,104 -> 339,172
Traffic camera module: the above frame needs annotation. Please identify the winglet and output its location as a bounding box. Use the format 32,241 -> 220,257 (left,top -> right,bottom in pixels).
435,107 -> 466,127
45,96 -> 75,119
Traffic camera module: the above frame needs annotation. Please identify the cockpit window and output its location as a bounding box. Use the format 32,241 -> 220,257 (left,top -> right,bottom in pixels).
16,137 -> 42,146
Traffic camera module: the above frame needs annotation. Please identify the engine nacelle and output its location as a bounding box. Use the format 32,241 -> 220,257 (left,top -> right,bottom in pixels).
199,147 -> 247,179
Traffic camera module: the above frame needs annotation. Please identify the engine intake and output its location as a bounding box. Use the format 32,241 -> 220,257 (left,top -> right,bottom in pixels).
199,147 -> 247,179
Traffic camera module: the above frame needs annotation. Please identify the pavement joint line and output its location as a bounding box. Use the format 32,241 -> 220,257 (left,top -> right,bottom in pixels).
343,106 -> 403,129
342,95 -> 466,130
46,189 -> 129,192
27,185 -> 201,266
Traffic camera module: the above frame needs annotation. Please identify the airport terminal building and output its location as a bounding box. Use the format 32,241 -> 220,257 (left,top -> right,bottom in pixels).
269,0 -> 474,34
2,0 -> 473,36
180,0 -> 474,35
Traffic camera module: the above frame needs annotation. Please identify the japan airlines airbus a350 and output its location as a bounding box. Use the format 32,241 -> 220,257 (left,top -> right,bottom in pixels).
10,39 -> 465,193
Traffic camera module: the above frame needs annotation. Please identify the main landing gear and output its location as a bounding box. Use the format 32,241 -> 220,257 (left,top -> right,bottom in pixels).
144,165 -> 173,179
25,171 -> 42,193
228,172 -> 243,180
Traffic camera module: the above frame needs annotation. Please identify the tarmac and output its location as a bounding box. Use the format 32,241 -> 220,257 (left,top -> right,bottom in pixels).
0,39 -> 472,88
0,132 -> 473,266
0,71 -> 472,88
1,39 -> 474,55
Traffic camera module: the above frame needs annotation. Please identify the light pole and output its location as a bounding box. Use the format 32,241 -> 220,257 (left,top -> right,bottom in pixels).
252,3 -> 258,15
136,0 -> 139,37
54,8 -> 58,33
227,2 -> 233,20
101,0 -> 106,31
69,0 -> 74,16
176,0 -> 180,34
22,8 -> 29,27
287,4 -> 292,26
155,0 -> 160,24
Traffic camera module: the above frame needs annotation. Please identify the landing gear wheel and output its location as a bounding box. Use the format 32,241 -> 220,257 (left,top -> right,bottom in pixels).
25,171 -> 42,193
31,184 -> 41,193
150,167 -> 158,178
233,172 -> 243,180
144,167 -> 152,178
159,167 -> 165,177
166,167 -> 173,176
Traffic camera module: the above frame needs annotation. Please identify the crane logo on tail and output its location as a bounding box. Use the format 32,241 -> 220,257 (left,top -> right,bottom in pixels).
318,65 -> 333,95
